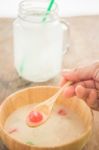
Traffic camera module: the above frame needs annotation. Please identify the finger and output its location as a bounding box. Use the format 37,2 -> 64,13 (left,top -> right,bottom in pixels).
75,85 -> 97,106
59,77 -> 67,86
75,85 -> 89,99
60,70 -> 71,86
76,80 -> 95,89
81,80 -> 95,88
63,80 -> 95,98
63,85 -> 75,98
62,65 -> 95,83
86,89 -> 97,107
63,82 -> 94,99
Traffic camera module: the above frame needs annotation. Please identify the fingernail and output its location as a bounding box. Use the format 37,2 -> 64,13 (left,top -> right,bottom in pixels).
59,78 -> 65,86
62,69 -> 71,73
61,69 -> 71,75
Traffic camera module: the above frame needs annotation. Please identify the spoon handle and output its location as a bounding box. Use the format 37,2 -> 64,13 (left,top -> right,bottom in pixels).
47,81 -> 72,104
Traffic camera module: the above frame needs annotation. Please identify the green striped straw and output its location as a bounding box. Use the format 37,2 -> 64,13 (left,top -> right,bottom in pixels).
42,0 -> 55,22
19,55 -> 26,76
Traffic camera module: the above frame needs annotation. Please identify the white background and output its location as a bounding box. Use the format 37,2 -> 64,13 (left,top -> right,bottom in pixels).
0,0 -> 99,17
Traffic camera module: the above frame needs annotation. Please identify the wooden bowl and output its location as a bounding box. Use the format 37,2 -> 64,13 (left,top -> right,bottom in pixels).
0,86 -> 93,150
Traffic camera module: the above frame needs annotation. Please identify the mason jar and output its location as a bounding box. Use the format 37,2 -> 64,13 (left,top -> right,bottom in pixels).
13,0 -> 69,82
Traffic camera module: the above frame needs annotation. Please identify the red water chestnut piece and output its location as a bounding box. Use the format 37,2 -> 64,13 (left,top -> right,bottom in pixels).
8,128 -> 18,134
58,109 -> 67,116
28,111 -> 43,123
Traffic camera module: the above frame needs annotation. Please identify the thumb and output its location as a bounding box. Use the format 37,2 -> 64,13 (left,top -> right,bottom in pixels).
62,64 -> 95,83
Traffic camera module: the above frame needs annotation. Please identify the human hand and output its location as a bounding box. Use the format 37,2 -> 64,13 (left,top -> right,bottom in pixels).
60,62 -> 99,110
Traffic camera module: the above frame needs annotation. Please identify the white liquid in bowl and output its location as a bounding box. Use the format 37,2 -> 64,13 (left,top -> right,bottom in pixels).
4,104 -> 85,147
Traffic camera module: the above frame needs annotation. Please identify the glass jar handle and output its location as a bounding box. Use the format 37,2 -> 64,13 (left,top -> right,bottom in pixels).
60,20 -> 70,55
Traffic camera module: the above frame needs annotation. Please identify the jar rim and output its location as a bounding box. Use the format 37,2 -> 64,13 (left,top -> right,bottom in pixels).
18,0 -> 59,23
19,0 -> 58,14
